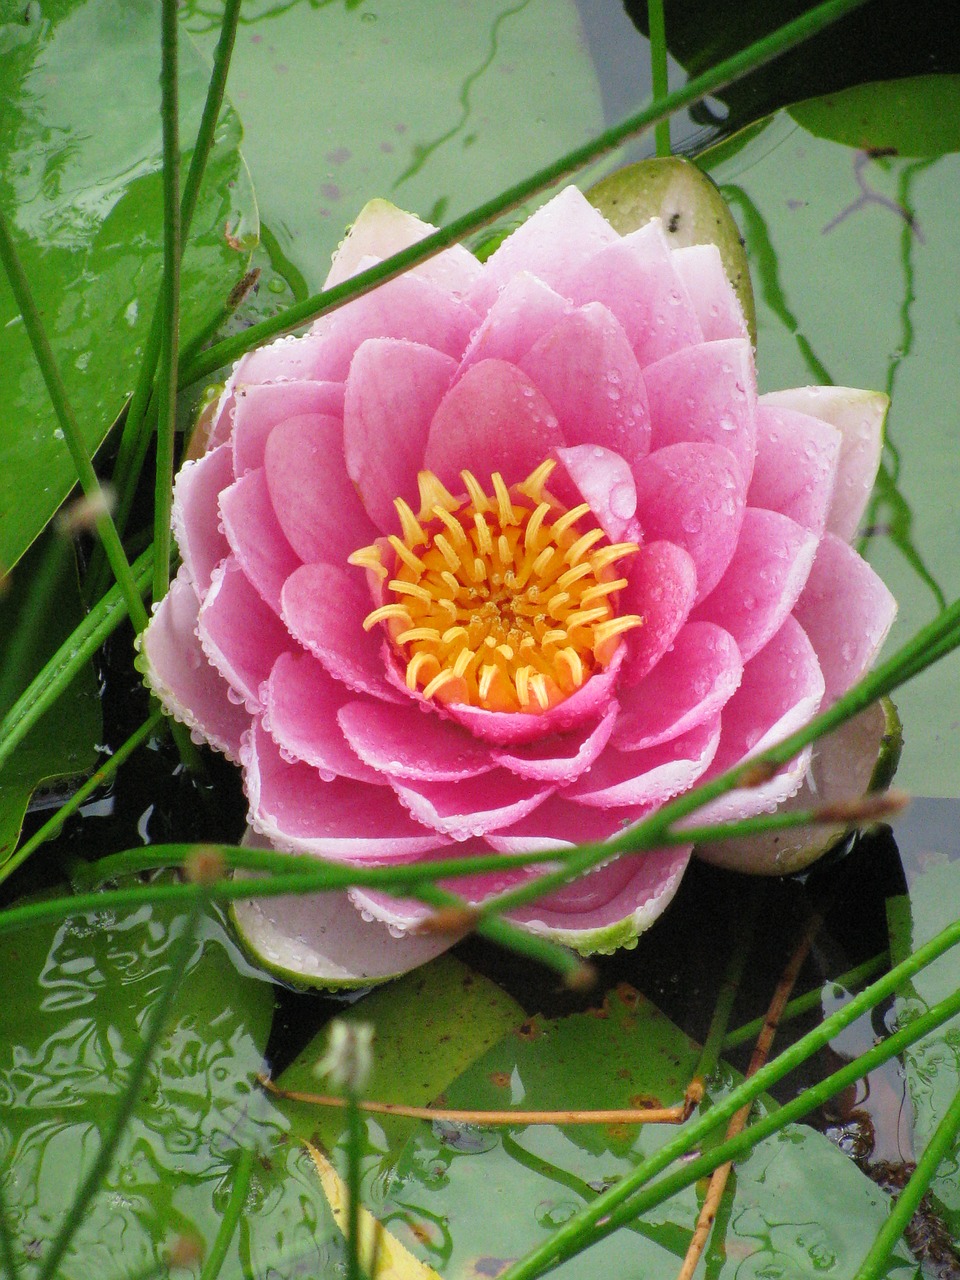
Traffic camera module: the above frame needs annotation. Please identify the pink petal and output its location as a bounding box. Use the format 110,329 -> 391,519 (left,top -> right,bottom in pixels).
244,721 -> 446,860
219,468 -> 301,614
390,770 -> 554,840
336,699 -> 497,782
671,243 -> 748,342
230,333 -> 326,392
556,445 -> 638,542
198,559 -> 291,710
264,414 -> 378,567
620,541 -> 697,686
343,339 -> 457,532
171,443 -> 232,596
691,508 -> 818,662
613,622 -> 743,751
139,568 -> 248,761
486,793 -> 640,852
569,220 -> 703,368
632,442 -> 747,603
459,272 -> 572,374
491,701 -> 619,783
282,562 -> 403,702
518,303 -> 650,470
794,532 -> 897,701
748,405 -> 841,535
563,716 -> 721,808
761,387 -> 887,541
232,380 -> 344,478
468,186 -> 618,314
423,359 -> 564,491
262,650 -> 383,783
642,338 -> 758,485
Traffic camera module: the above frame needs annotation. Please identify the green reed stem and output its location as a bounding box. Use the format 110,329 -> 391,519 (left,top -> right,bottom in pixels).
696,884 -> 761,1081
180,0 -> 873,388
722,952 -> 889,1050
0,537 -> 70,712
152,0 -> 182,604
0,1181 -> 21,1280
854,1084 -> 960,1280
198,1146 -> 255,1280
647,0 -> 671,157
498,913 -> 960,1279
345,1093 -> 363,1280
0,211 -> 148,635
36,899 -> 202,1280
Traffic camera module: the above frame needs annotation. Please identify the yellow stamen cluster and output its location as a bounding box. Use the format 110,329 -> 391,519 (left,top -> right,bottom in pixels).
348,460 -> 643,714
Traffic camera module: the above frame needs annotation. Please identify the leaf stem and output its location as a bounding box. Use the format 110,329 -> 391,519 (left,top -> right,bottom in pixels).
0,1180 -> 21,1280
647,0 -> 671,157
197,1146 -> 255,1280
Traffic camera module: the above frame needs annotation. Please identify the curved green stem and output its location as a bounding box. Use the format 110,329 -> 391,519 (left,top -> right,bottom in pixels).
647,0 -> 671,157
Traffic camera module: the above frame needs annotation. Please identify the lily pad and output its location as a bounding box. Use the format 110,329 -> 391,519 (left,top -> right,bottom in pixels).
790,75 -> 960,157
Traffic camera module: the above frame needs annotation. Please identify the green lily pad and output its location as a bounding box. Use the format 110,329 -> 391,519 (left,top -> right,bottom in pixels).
0,0 -> 258,572
790,75 -> 960,157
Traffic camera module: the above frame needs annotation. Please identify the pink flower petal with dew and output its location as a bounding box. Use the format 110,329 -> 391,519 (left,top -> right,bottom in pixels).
245,721 -> 447,860
323,197 -> 482,296
613,622 -> 743,751
632,442 -> 747,604
139,569 -> 248,760
519,303 -> 650,470
230,333 -> 325,392
564,715 -> 721,808
282,562 -> 403,703
557,445 -> 637,542
219,469 -> 300,614
643,338 -> 758,485
468,186 -> 618,314
232,380 -> 344,477
171,443 -> 232,596
264,414 -> 378,567
620,541 -> 697,686
570,220 -> 703,368
761,386 -> 887,541
491,701 -> 619,783
343,339 -> 456,533
336,698 -> 497,782
487,793 -> 643,853
306,272 -> 480,382
458,272 -> 572,375
390,770 -> 554,840
263,651 -> 384,784
423,359 -> 564,491
794,532 -> 897,701
691,508 -> 818,662
198,559 -> 291,711
444,646 -> 626,745
748,405 -> 841,535
672,243 -> 749,341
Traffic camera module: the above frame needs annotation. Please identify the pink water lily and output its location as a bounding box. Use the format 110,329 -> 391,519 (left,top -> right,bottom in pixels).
140,186 -> 896,986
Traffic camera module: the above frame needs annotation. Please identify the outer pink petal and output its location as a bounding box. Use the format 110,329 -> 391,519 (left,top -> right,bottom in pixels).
171,443 -> 232,596
632,442 -> 747,603
556,445 -> 638,542
264,414 -> 378,566
219,468 -> 301,614
643,338 -> 758,486
486,793 -> 640,852
620,541 -> 697,686
343,339 -> 457,533
459,272 -> 572,374
748,405 -> 841,535
198,559 -> 291,710
794,532 -> 897,701
691,508 -> 818,662
390,770 -> 554,840
672,243 -> 749,342
262,650 -> 383,784
336,699 -> 497,782
232,380 -> 345,478
569,221 -> 703,368
563,716 -> 721,808
282,562 -> 403,702
423,359 -> 564,491
491,701 -> 619,783
139,569 -> 248,761
229,335 -> 327,397
244,721 -> 446,860
613,622 -> 743,751
468,186 -> 618,314
518,303 -> 650,470
761,387 -> 887,541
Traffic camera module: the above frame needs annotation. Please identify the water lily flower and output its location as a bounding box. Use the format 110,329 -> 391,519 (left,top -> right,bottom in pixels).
139,186 -> 896,986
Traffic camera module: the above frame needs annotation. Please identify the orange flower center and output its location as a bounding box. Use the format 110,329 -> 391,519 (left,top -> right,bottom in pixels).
349,459 -> 642,714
